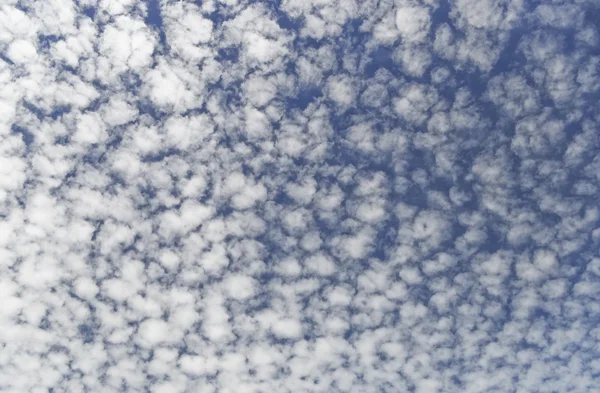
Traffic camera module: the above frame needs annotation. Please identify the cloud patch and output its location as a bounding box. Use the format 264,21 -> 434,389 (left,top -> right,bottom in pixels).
1,1 -> 600,393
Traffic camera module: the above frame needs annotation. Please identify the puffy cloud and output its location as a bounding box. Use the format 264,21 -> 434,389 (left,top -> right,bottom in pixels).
326,75 -> 357,108
222,274 -> 258,300
395,6 -> 431,43
1,1 -> 599,393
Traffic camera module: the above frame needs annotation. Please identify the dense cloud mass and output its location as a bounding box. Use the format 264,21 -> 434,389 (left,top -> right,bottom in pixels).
1,0 -> 600,392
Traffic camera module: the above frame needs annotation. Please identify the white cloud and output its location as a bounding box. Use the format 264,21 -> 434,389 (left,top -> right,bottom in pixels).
73,277 -> 99,300
327,75 -> 357,107
98,15 -> 156,81
411,210 -> 450,245
222,274 -> 258,300
74,112 -> 107,145
163,3 -> 213,62
244,75 -> 278,108
395,44 -> 432,77
394,83 -> 439,125
395,6 -> 431,43
138,319 -> 173,347
245,33 -> 286,63
304,252 -> 337,276
143,59 -> 200,112
101,96 -> 139,127
7,39 -> 38,64
244,106 -> 272,139
452,0 -> 524,30
272,318 -> 303,339
1,1 -> 599,392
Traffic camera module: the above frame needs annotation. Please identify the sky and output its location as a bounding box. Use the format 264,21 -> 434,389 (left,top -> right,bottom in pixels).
1,0 -> 600,392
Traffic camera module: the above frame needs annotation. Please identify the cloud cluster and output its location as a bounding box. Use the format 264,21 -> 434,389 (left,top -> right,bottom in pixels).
1,0 -> 600,392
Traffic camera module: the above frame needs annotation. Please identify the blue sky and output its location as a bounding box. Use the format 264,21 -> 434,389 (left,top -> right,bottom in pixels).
1,0 -> 600,392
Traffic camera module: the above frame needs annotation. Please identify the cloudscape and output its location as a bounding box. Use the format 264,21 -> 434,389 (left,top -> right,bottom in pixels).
1,0 -> 600,392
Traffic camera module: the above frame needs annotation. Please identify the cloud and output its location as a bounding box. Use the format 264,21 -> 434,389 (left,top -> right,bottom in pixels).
395,6 -> 431,43
1,1 -> 599,392
222,274 -> 258,300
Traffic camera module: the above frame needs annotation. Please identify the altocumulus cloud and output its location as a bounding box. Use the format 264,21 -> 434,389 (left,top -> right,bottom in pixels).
1,0 -> 600,392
